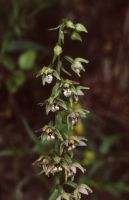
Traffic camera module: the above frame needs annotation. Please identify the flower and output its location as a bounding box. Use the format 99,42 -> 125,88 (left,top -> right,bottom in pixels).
63,83 -> 72,97
65,56 -> 88,76
68,112 -> 80,126
36,66 -> 61,85
72,61 -> 84,74
69,165 -> 77,175
33,156 -> 50,168
45,127 -> 55,140
60,136 -> 87,155
52,164 -> 63,173
39,124 -> 63,142
46,73 -> 53,84
63,88 -> 72,97
73,184 -> 93,199
64,139 -> 76,151
45,97 -> 67,114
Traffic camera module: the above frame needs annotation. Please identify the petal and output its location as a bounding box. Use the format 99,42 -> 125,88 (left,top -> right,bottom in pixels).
70,166 -> 77,174
79,141 -> 87,146
56,196 -> 61,200
79,188 -> 89,195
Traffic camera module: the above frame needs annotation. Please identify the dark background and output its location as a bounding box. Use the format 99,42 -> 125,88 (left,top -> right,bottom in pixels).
0,0 -> 129,199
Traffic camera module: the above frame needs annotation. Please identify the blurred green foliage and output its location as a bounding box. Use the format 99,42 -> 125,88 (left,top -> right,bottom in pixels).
0,0 -> 55,93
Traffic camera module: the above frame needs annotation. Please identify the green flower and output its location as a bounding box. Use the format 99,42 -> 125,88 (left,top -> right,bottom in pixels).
36,66 -> 60,85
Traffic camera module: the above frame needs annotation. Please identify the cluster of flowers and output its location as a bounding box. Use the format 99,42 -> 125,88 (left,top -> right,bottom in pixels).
34,19 -> 92,200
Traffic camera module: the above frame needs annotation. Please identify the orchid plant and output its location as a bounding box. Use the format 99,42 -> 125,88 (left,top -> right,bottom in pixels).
34,18 -> 92,200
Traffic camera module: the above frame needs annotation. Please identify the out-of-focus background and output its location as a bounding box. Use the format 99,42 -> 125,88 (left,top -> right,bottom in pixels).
0,0 -> 129,199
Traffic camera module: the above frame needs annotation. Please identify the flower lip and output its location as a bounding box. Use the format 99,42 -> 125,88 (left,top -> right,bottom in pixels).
51,104 -> 60,112
52,164 -> 63,173
64,139 -> 76,151
63,88 -> 72,97
46,74 -> 53,84
69,112 -> 80,126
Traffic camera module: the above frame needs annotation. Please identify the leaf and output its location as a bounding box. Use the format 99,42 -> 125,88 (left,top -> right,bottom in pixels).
62,67 -> 72,76
0,56 -> 16,71
51,83 -> 60,97
64,154 -> 72,163
78,86 -> 90,90
54,45 -> 62,56
55,130 -> 63,141
5,40 -> 43,52
66,181 -> 77,189
57,100 -> 67,110
99,136 -> 117,154
46,104 -> 51,115
6,71 -> 25,93
71,32 -> 82,42
65,56 -> 74,63
48,189 -> 59,200
18,50 -> 37,71
53,71 -> 61,80
75,23 -> 88,33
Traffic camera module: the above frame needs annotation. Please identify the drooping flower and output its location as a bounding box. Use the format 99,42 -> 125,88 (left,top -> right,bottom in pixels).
68,112 -> 80,126
73,184 -> 93,199
51,103 -> 60,112
63,83 -> 72,97
38,124 -> 63,142
36,66 -> 61,85
60,136 -> 87,155
45,97 -> 67,114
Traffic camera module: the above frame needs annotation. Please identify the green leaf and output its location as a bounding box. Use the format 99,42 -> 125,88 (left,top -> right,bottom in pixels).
99,136 -> 117,154
51,83 -> 60,97
62,67 -> 71,76
48,189 -> 59,200
46,104 -> 51,115
54,45 -> 62,56
65,56 -> 74,63
6,71 -> 25,93
66,181 -> 77,189
55,130 -> 63,141
5,40 -> 43,52
75,23 -> 88,33
0,56 -> 16,71
71,32 -> 82,42
53,71 -> 61,80
57,100 -> 67,110
18,50 -> 37,71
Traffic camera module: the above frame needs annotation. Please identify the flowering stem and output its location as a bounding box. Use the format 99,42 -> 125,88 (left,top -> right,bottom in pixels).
35,19 -> 92,200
